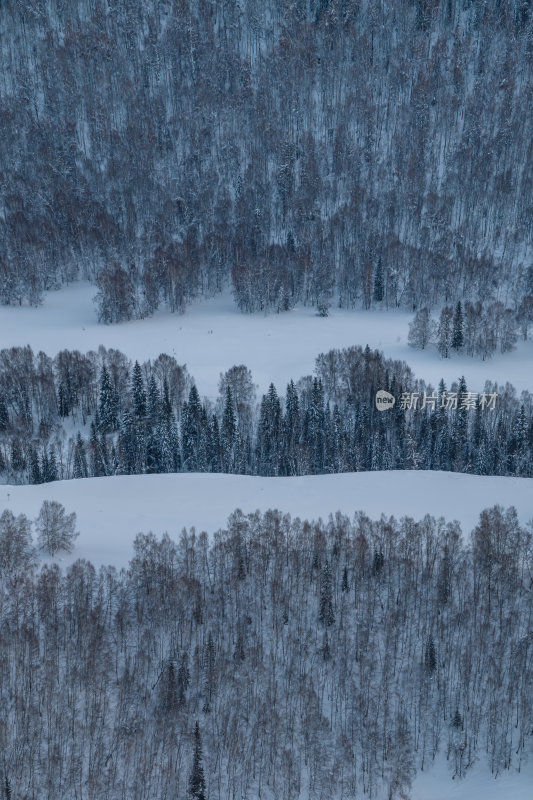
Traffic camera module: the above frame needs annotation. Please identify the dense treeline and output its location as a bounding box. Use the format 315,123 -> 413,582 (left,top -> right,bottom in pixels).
0,505 -> 531,798
0,343 -> 532,483
408,298 -> 533,358
1,1 -> 532,316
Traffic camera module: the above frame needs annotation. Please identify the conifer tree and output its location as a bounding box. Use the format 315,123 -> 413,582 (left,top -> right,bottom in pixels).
89,421 -> 106,477
29,447 -> 41,485
319,560 -> 335,627
188,722 -> 206,800
73,432 -> 88,478
221,386 -> 237,473
452,301 -> 464,351
98,365 -> 118,432
424,635 -> 437,673
178,651 -> 190,704
147,374 -> 161,422
373,258 -> 384,302
0,395 -> 8,431
131,361 -> 147,418
437,306 -> 454,358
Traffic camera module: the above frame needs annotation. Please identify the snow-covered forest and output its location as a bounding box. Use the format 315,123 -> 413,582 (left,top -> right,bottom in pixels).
1,1 -> 532,798
1,506 -> 531,799
1,0 -> 532,318
0,342 -> 532,483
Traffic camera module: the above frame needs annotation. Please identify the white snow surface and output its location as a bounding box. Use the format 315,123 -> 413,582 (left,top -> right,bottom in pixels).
2,470 -> 531,568
409,752 -> 533,800
0,282 -> 531,399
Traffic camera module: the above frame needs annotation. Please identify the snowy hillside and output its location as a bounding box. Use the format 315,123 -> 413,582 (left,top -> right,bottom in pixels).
2,470 -> 532,568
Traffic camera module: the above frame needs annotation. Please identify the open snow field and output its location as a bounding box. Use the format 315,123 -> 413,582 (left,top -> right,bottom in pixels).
0,282 -> 531,399
2,470 -> 531,568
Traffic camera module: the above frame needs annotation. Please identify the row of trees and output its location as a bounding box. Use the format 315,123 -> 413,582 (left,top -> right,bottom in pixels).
1,1 -> 532,317
0,505 -> 531,798
0,344 -> 532,483
408,297 -> 533,358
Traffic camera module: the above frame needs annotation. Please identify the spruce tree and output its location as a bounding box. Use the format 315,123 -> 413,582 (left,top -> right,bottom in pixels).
373,258 -> 384,302
73,432 -> 88,479
98,365 -> 118,432
0,395 -> 9,431
188,722 -> 206,800
89,421 -> 105,477
178,651 -> 190,704
221,386 -> 237,473
30,448 -> 41,485
58,378 -> 70,418
424,635 -> 437,673
437,306 -> 454,358
147,374 -> 161,422
451,301 -> 464,351
131,361 -> 147,418
319,560 -> 335,627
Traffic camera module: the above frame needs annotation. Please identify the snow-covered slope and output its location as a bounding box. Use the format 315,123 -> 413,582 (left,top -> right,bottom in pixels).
410,753 -> 533,800
2,470 -> 531,568
1,282 -> 531,398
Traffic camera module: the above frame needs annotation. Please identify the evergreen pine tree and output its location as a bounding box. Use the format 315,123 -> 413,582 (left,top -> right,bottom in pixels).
47,448 -> 58,481
58,378 -> 70,418
437,306 -> 454,358
373,258 -> 384,302
221,386 -> 237,473
0,395 -> 9,431
452,709 -> 463,730
118,409 -> 136,474
73,432 -> 88,478
319,559 -> 335,627
181,385 -> 203,471
342,565 -> 349,592
10,438 -> 25,474
210,414 -> 221,472
158,659 -> 178,716
147,374 -> 161,422
256,384 -> 282,475
98,365 -> 118,432
188,722 -> 206,800
30,447 -> 41,485
454,376 -> 469,470
178,651 -> 190,704
424,635 -> 437,673
89,421 -> 105,477
451,301 -> 464,351
131,361 -> 147,418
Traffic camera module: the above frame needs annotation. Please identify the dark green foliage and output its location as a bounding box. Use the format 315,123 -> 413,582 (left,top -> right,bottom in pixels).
188,722 -> 206,800
0,396 -> 9,432
452,301 -> 464,351
373,258 -> 384,302
73,433 -> 88,479
98,366 -> 118,432
452,709 -> 463,729
319,560 -> 335,627
424,636 -> 437,673
131,361 -> 146,418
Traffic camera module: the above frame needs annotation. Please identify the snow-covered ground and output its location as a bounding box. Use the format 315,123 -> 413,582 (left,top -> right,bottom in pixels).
0,282 -> 531,399
2,470 -> 531,568
2,284 -> 532,799
410,752 -> 533,800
